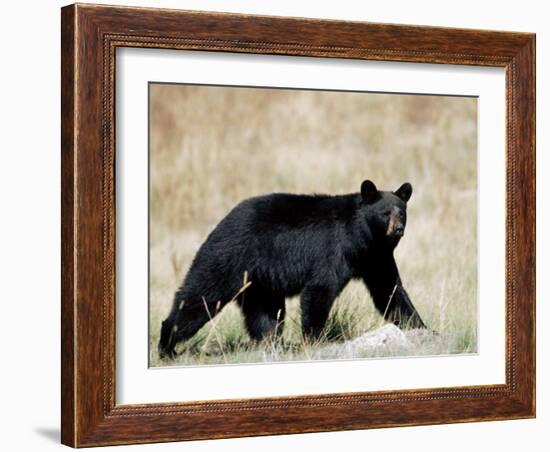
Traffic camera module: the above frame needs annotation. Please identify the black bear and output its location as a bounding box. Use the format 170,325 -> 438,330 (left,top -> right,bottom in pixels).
158,180 -> 426,359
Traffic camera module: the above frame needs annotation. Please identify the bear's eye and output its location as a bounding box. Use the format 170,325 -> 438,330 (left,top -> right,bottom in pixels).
383,209 -> 392,216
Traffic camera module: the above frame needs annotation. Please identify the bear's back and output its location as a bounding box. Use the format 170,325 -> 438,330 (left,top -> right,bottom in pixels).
234,192 -> 359,232
186,192 -> 358,292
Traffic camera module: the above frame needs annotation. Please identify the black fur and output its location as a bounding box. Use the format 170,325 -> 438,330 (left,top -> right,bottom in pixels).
159,180 -> 426,359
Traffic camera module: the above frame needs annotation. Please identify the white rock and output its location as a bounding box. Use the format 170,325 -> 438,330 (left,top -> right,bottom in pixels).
318,324 -> 414,359
349,324 -> 412,350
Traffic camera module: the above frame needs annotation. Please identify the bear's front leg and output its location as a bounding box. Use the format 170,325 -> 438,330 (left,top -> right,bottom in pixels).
300,284 -> 338,340
384,284 -> 426,329
362,254 -> 426,329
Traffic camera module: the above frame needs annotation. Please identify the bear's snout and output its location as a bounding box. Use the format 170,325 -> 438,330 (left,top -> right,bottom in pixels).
386,213 -> 405,238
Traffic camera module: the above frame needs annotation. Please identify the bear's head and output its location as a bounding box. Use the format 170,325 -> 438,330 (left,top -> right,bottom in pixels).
359,179 -> 413,247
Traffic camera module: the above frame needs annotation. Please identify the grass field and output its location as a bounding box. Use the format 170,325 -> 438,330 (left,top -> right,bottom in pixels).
148,84 -> 478,367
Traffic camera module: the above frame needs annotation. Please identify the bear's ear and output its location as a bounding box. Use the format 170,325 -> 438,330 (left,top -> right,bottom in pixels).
361,180 -> 379,204
395,182 -> 413,202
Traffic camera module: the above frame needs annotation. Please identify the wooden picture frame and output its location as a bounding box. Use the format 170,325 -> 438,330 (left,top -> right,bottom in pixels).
61,3 -> 535,447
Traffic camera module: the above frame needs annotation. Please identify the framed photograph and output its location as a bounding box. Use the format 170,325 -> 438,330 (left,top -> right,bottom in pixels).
61,3 -> 535,447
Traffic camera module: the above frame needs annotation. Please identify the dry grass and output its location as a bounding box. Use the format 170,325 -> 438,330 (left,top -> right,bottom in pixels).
148,84 -> 477,367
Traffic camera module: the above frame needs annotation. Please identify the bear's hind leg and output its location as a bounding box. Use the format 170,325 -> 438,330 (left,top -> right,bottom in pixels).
159,298 -> 224,359
240,287 -> 285,341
